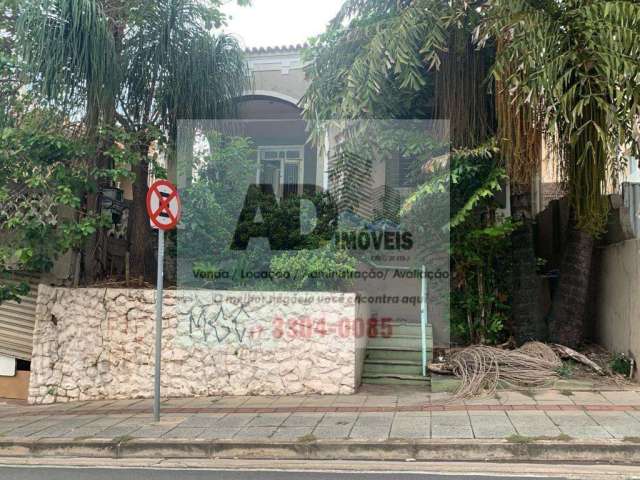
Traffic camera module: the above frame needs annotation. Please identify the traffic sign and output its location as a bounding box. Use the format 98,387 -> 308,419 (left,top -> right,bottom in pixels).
146,179 -> 180,422
146,179 -> 181,231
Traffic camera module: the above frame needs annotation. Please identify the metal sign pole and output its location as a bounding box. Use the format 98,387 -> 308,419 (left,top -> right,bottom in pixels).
153,229 -> 165,422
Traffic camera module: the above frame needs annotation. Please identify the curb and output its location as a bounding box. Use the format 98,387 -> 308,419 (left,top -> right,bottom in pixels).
1,438 -> 640,464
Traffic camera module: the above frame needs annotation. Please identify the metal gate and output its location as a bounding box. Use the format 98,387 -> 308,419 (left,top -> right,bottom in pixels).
0,274 -> 41,361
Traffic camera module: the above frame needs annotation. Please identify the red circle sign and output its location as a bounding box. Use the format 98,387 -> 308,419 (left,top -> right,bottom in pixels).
146,179 -> 181,231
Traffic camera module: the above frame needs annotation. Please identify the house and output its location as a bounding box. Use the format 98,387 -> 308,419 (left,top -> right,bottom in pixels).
230,45 -> 436,386
0,44 -> 437,400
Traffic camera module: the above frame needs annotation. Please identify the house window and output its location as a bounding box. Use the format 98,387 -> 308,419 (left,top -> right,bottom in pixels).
257,146 -> 304,197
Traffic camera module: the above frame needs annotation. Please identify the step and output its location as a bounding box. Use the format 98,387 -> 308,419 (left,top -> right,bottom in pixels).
363,359 -> 423,376
383,322 -> 422,337
365,348 -> 425,362
367,335 -> 430,350
373,321 -> 432,337
361,373 -> 430,386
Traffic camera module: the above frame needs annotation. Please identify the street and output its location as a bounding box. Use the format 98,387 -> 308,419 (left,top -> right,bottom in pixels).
0,467 -> 567,480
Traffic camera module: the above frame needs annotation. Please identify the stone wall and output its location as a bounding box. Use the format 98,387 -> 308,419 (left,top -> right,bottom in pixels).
595,238 -> 640,381
29,286 -> 364,404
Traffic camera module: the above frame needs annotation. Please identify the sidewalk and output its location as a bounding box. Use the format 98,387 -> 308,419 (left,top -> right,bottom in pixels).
2,385 -> 640,463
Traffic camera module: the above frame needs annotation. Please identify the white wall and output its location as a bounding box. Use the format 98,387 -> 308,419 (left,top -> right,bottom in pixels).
596,238 -> 640,380
30,286 -> 363,403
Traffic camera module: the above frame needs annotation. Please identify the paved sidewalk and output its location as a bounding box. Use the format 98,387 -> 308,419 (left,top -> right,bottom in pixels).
3,386 -> 640,443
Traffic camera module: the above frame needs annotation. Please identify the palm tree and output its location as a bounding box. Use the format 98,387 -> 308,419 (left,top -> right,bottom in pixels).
482,0 -> 640,347
17,0 -> 249,281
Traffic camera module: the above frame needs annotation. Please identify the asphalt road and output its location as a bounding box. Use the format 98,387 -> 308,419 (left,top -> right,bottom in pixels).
0,466 -> 567,480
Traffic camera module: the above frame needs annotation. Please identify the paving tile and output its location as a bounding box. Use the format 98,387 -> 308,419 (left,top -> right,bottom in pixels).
187,397 -> 221,408
272,397 -> 305,407
547,411 -> 598,426
394,411 -> 430,419
64,415 -> 104,426
209,397 -> 249,407
241,396 -> 280,407
601,391 -> 640,406
390,416 -> 429,439
587,412 -> 640,438
130,426 -> 176,438
431,424 -> 474,439
431,412 -> 470,426
464,396 -> 501,406
300,396 -> 337,407
356,412 -> 395,422
198,428 -> 240,440
497,391 -> 537,405
271,427 -> 314,441
233,426 -> 277,440
0,417 -> 49,433
363,396 -> 398,406
570,391 -> 611,405
96,425 -> 142,439
312,426 -> 351,439
82,415 -> 131,428
332,397 -> 367,407
162,427 -> 206,439
429,392 -> 454,403
161,398 -> 198,408
469,414 -> 516,439
247,413 -> 290,427
348,424 -> 391,440
467,410 -> 509,418
215,414 -> 255,428
5,422 -> 66,438
282,413 -> 324,427
177,414 -> 226,428
507,412 -> 562,438
32,426 -> 76,438
55,427 -> 108,439
533,390 -> 575,405
558,425 -> 612,439
317,413 -> 357,428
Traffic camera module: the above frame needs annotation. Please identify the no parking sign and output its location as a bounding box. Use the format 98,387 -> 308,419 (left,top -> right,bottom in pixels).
146,179 -> 181,422
146,179 -> 181,231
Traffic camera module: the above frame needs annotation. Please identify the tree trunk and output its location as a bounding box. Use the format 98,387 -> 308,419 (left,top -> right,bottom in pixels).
129,159 -> 153,282
548,223 -> 594,348
510,184 -> 547,344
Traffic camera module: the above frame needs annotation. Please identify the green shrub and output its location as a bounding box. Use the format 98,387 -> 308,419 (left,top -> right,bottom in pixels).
270,246 -> 357,291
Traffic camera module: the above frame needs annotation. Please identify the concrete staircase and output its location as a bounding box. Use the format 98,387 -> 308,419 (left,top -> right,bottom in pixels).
362,321 -> 432,386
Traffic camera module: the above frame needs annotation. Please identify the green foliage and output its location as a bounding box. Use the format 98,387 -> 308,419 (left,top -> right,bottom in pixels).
0,109 -> 109,303
609,353 -> 633,376
481,0 -> 640,235
556,360 -> 576,378
18,0 -> 119,124
180,132 -> 257,277
181,131 -> 354,292
15,0 -> 250,281
403,144 -> 516,344
302,0 -> 450,123
17,0 -> 251,133
448,149 -> 516,345
270,246 -> 357,292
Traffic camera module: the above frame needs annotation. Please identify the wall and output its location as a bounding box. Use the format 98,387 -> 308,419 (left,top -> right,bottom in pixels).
29,286 -> 363,404
246,48 -> 309,104
595,238 -> 640,380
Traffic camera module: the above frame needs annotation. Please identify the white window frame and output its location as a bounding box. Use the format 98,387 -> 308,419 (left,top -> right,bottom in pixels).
256,145 -> 305,196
